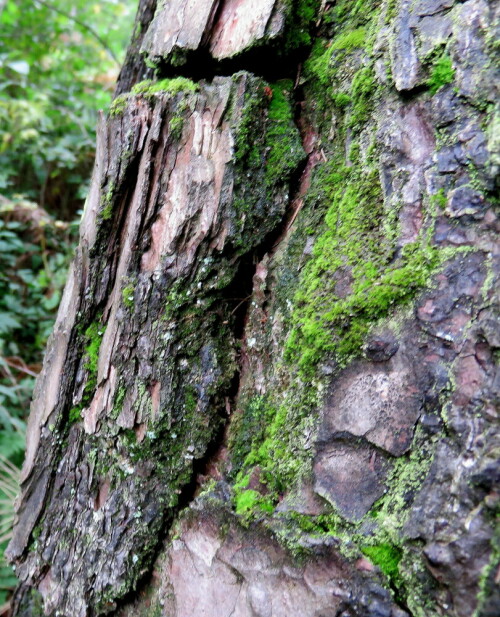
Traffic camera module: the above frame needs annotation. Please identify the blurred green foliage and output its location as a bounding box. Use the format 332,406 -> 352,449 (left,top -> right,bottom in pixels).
0,0 -> 137,608
0,0 -> 136,217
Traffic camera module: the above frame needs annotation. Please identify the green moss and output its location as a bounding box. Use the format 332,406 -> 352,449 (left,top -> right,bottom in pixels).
429,188 -> 447,213
284,0 -> 320,50
234,489 -> 274,516
110,386 -> 126,420
234,77 -> 303,191
183,386 -> 198,413
283,161 -> 456,376
362,543 -> 402,581
323,0 -> 373,27
122,283 -> 135,309
473,529 -> 500,617
100,181 -> 115,221
349,64 -> 376,129
143,56 -> 158,70
109,93 -> 130,117
71,320 -> 106,411
333,92 -> 352,108
427,53 -> 455,95
23,589 -> 45,617
304,0 -> 378,92
84,322 -> 104,377
121,428 -> 137,447
231,385 -> 321,515
168,115 -> 184,141
265,81 -> 303,186
331,27 -> 366,50
132,77 -> 198,100
68,406 -> 82,425
32,525 -> 42,541
228,395 -> 274,476
233,84 -> 265,167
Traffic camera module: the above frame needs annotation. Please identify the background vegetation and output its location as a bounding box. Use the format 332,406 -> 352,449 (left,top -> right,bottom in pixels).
0,0 -> 136,608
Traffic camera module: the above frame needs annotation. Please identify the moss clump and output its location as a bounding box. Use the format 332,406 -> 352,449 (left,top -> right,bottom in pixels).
265,81 -> 303,186
234,489 -> 274,516
84,322 -> 104,378
234,78 -> 303,188
121,283 -> 135,309
64,321 -> 105,427
68,406 -> 82,425
228,395 -> 274,476
349,64 -> 376,128
168,115 -> 184,141
362,543 -> 402,581
427,53 -> 455,95
283,158 -> 455,376
100,182 -> 115,221
473,530 -> 500,617
132,77 -> 198,100
230,75 -> 303,245
334,92 -> 352,108
331,27 -> 366,50
183,386 -> 198,413
284,0 -> 321,51
429,188 -> 447,214
231,387 -> 320,514
109,93 -> 130,116
304,0 -> 379,91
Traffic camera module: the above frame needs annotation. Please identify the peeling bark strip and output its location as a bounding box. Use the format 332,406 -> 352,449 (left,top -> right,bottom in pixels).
142,0 -> 286,63
7,70 -> 303,615
8,0 -> 500,616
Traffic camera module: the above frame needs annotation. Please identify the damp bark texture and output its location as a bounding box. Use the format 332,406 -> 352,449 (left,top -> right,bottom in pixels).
7,1 -> 500,616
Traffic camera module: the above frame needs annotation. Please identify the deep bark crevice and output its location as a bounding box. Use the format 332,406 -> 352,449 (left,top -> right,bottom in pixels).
155,47 -> 306,84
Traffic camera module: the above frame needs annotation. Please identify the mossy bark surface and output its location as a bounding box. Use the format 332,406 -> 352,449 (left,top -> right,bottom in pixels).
8,1 -> 500,616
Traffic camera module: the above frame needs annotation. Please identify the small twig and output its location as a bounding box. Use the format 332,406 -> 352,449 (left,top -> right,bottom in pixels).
3,357 -> 39,377
33,0 -> 121,67
294,63 -> 302,89
230,295 -> 252,315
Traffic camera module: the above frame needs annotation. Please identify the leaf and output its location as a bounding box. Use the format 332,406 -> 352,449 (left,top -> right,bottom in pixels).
0,431 -> 24,461
6,60 -> 29,75
0,313 -> 21,334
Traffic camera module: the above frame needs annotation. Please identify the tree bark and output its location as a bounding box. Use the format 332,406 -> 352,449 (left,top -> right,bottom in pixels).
7,1 -> 500,616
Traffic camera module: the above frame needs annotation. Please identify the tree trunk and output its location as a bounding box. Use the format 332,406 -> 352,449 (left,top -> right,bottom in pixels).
7,1 -> 500,616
